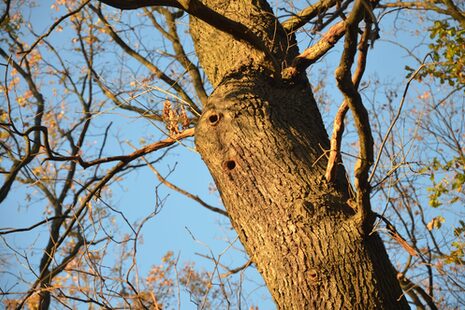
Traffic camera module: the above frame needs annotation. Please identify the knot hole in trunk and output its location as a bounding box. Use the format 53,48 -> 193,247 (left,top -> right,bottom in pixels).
207,111 -> 222,126
309,268 -> 320,285
223,159 -> 236,171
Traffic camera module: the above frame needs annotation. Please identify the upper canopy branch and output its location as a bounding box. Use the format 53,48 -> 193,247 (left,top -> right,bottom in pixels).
282,20 -> 346,79
282,0 -> 379,79
98,0 -> 277,70
380,0 -> 465,28
281,0 -> 341,33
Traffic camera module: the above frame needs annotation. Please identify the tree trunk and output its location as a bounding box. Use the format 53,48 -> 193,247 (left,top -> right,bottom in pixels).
191,0 -> 409,308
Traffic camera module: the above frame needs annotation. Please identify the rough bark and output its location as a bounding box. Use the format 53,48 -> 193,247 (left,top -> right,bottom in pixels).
191,0 -> 409,308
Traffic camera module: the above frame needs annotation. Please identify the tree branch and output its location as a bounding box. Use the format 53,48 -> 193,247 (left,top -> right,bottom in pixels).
42,126 -> 195,168
18,0 -> 91,62
91,4 -> 201,115
283,21 -> 346,79
326,18 -> 371,182
0,47 -> 45,204
397,272 -> 438,310
368,62 -> 428,183
147,7 -> 208,106
441,0 -> 465,29
17,125 -> 180,307
0,0 -> 11,27
375,213 -> 418,257
0,216 -> 70,235
334,0 -> 374,227
99,0 -> 277,70
281,0 -> 340,33
144,160 -> 228,217
379,1 -> 465,28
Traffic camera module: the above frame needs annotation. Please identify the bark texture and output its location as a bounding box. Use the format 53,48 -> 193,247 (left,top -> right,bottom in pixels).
191,0 -> 410,308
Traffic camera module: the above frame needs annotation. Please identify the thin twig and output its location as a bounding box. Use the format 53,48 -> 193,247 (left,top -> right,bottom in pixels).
0,216 -> 70,235
281,0 -> 340,32
143,158 -> 228,217
18,0 -> 91,63
368,61 -> 429,183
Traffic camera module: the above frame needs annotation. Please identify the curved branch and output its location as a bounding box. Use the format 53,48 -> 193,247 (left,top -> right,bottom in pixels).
146,8 -> 208,106
379,1 -> 465,28
326,19 -> 371,182
145,161 -> 228,217
281,0 -> 340,33
0,48 -> 45,204
150,161 -> 229,217
18,0 -> 91,62
368,62 -> 428,183
283,21 -> 346,79
0,216 -> 70,235
91,4 -> 201,115
99,0 -> 276,69
334,0 -> 374,228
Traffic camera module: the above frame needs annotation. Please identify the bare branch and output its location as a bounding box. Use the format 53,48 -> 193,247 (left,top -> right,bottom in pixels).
91,4 -> 202,115
283,21 -> 346,79
326,19 -> 371,182
281,0 -> 339,33
99,0 -> 278,70
144,160 -> 228,217
19,0 -> 91,61
0,0 -> 11,30
379,1 -> 465,28
368,62 -> 428,183
334,0 -> 374,227
221,260 -> 253,278
397,273 -> 438,310
375,213 -> 418,257
42,126 -> 195,168
146,8 -> 208,106
0,48 -> 46,204
16,127 -> 181,307
0,216 -> 70,235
